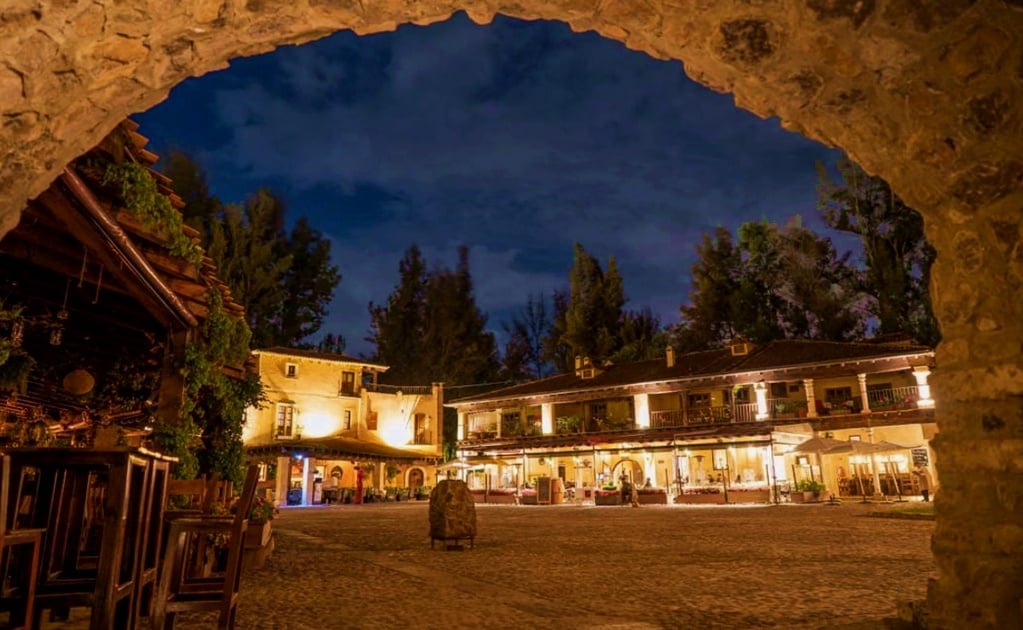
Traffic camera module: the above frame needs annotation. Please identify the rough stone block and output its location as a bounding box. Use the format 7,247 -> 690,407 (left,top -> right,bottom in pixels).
428,479 -> 477,545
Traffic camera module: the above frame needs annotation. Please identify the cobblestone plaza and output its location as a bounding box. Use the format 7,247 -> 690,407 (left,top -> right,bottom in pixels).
45,501 -> 934,629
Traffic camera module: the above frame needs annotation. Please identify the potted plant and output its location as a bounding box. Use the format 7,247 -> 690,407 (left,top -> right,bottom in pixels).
791,479 -> 825,503
244,496 -> 278,549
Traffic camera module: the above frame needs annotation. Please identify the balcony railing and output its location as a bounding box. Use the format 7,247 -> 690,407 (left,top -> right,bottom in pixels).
361,383 -> 434,396
866,385 -> 919,411
650,402 -> 759,428
464,387 -> 928,441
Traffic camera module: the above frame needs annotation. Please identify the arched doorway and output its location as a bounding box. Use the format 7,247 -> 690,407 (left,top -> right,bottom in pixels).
0,6 -> 1021,626
407,467 -> 425,490
610,458 -> 644,487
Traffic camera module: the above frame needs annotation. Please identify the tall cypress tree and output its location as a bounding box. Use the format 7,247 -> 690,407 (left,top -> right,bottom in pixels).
160,152 -> 341,348
677,228 -> 741,349
276,218 -> 340,346
367,246 -> 427,384
423,246 -> 499,385
562,243 -> 625,365
817,158 -> 939,346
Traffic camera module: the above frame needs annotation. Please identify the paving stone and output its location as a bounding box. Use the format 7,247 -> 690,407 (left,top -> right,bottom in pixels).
36,501 -> 934,629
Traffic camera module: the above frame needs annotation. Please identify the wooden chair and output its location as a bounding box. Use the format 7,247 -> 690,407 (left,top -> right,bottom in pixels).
150,466 -> 259,629
166,476 -> 209,511
0,456 -> 44,630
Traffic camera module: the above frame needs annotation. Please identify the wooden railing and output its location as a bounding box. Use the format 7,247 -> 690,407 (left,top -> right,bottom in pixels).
650,403 -> 758,428
867,385 -> 919,410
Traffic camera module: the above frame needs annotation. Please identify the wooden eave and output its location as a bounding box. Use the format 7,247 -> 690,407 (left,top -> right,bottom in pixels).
447,353 -> 934,413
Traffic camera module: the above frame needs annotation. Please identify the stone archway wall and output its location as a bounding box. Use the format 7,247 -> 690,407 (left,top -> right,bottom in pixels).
1,1 -> 1022,626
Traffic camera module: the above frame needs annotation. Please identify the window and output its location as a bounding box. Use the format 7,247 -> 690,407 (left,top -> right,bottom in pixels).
501,412 -> 521,436
732,387 -> 751,403
414,413 -> 430,445
284,363 -> 298,378
275,404 -> 295,438
770,382 -> 788,398
343,410 -> 352,430
687,393 -> 710,408
340,371 -> 356,396
366,411 -> 378,431
527,414 -> 542,436
824,387 -> 853,404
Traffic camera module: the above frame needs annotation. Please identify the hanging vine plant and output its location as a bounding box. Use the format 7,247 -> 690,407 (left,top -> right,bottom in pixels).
0,301 -> 33,394
102,161 -> 204,267
155,288 -> 262,484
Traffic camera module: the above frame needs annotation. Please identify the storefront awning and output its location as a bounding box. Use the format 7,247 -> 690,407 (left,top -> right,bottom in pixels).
246,437 -> 439,464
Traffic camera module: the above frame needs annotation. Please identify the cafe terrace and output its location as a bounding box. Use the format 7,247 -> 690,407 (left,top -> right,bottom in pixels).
447,339 -> 937,506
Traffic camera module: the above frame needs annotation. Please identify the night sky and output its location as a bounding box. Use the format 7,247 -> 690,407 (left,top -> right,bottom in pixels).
135,14 -> 842,356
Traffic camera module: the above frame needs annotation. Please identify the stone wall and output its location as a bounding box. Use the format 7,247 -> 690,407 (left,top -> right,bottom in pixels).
1,1 -> 1022,626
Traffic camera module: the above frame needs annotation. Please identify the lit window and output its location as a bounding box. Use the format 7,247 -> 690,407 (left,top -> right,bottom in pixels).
414,414 -> 430,445
343,410 -> 352,431
276,404 -> 294,438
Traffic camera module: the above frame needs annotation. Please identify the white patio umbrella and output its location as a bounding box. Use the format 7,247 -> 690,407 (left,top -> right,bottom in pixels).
825,440 -> 917,499
790,437 -> 849,486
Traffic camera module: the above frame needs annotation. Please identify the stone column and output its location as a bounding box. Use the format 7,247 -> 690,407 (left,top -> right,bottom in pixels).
541,403 -> 554,435
633,393 -> 650,428
925,214 -> 1023,629
857,373 -> 870,413
753,382 -> 768,420
912,367 -> 934,409
274,456 -> 290,509
803,379 -> 817,418
301,456 -> 312,506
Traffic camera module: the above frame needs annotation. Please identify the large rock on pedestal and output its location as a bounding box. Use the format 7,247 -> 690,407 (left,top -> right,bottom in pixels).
428,479 -> 477,549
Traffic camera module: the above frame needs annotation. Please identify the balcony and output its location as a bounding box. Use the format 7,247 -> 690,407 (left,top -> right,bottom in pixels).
650,402 -> 759,429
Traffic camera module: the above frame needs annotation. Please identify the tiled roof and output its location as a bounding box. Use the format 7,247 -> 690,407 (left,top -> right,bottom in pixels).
448,339 -> 933,405
245,436 -> 436,462
254,346 -> 387,368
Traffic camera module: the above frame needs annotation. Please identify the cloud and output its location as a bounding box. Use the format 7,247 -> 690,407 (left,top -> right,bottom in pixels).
140,14 -> 840,356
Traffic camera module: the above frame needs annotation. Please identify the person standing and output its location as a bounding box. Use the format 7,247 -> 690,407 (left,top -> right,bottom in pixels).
912,464 -> 933,502
355,466 -> 365,505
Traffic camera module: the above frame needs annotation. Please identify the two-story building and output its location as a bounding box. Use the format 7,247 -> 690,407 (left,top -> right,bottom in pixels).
243,347 -> 442,506
447,339 -> 937,505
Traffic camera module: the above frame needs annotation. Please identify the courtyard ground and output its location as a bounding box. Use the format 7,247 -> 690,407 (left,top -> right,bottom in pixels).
43,500 -> 935,629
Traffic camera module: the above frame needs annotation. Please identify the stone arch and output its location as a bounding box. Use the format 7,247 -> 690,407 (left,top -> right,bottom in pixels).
1,3 -> 1022,626
610,457 -> 644,486
407,467 -> 426,490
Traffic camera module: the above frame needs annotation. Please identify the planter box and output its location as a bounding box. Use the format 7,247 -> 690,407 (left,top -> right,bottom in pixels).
637,492 -> 668,505
788,491 -> 819,504
244,521 -> 273,549
243,536 -> 274,571
728,489 -> 771,504
675,493 -> 725,505
470,491 -> 517,504
594,493 -> 622,506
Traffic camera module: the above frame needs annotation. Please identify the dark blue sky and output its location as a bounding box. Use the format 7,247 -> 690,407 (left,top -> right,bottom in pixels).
136,14 -> 842,356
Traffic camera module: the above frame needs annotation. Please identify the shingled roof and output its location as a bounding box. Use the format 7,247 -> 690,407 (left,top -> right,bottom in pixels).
448,339 -> 934,406
254,347 -> 387,368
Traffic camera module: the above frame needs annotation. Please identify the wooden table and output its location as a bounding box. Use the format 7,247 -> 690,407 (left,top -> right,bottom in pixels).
5,447 -> 176,629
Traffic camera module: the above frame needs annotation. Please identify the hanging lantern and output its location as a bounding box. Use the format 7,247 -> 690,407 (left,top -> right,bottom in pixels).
49,326 -> 63,346
63,369 -> 96,396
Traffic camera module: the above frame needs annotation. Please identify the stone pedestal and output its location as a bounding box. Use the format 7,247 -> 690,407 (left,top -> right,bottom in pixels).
428,479 -> 476,550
